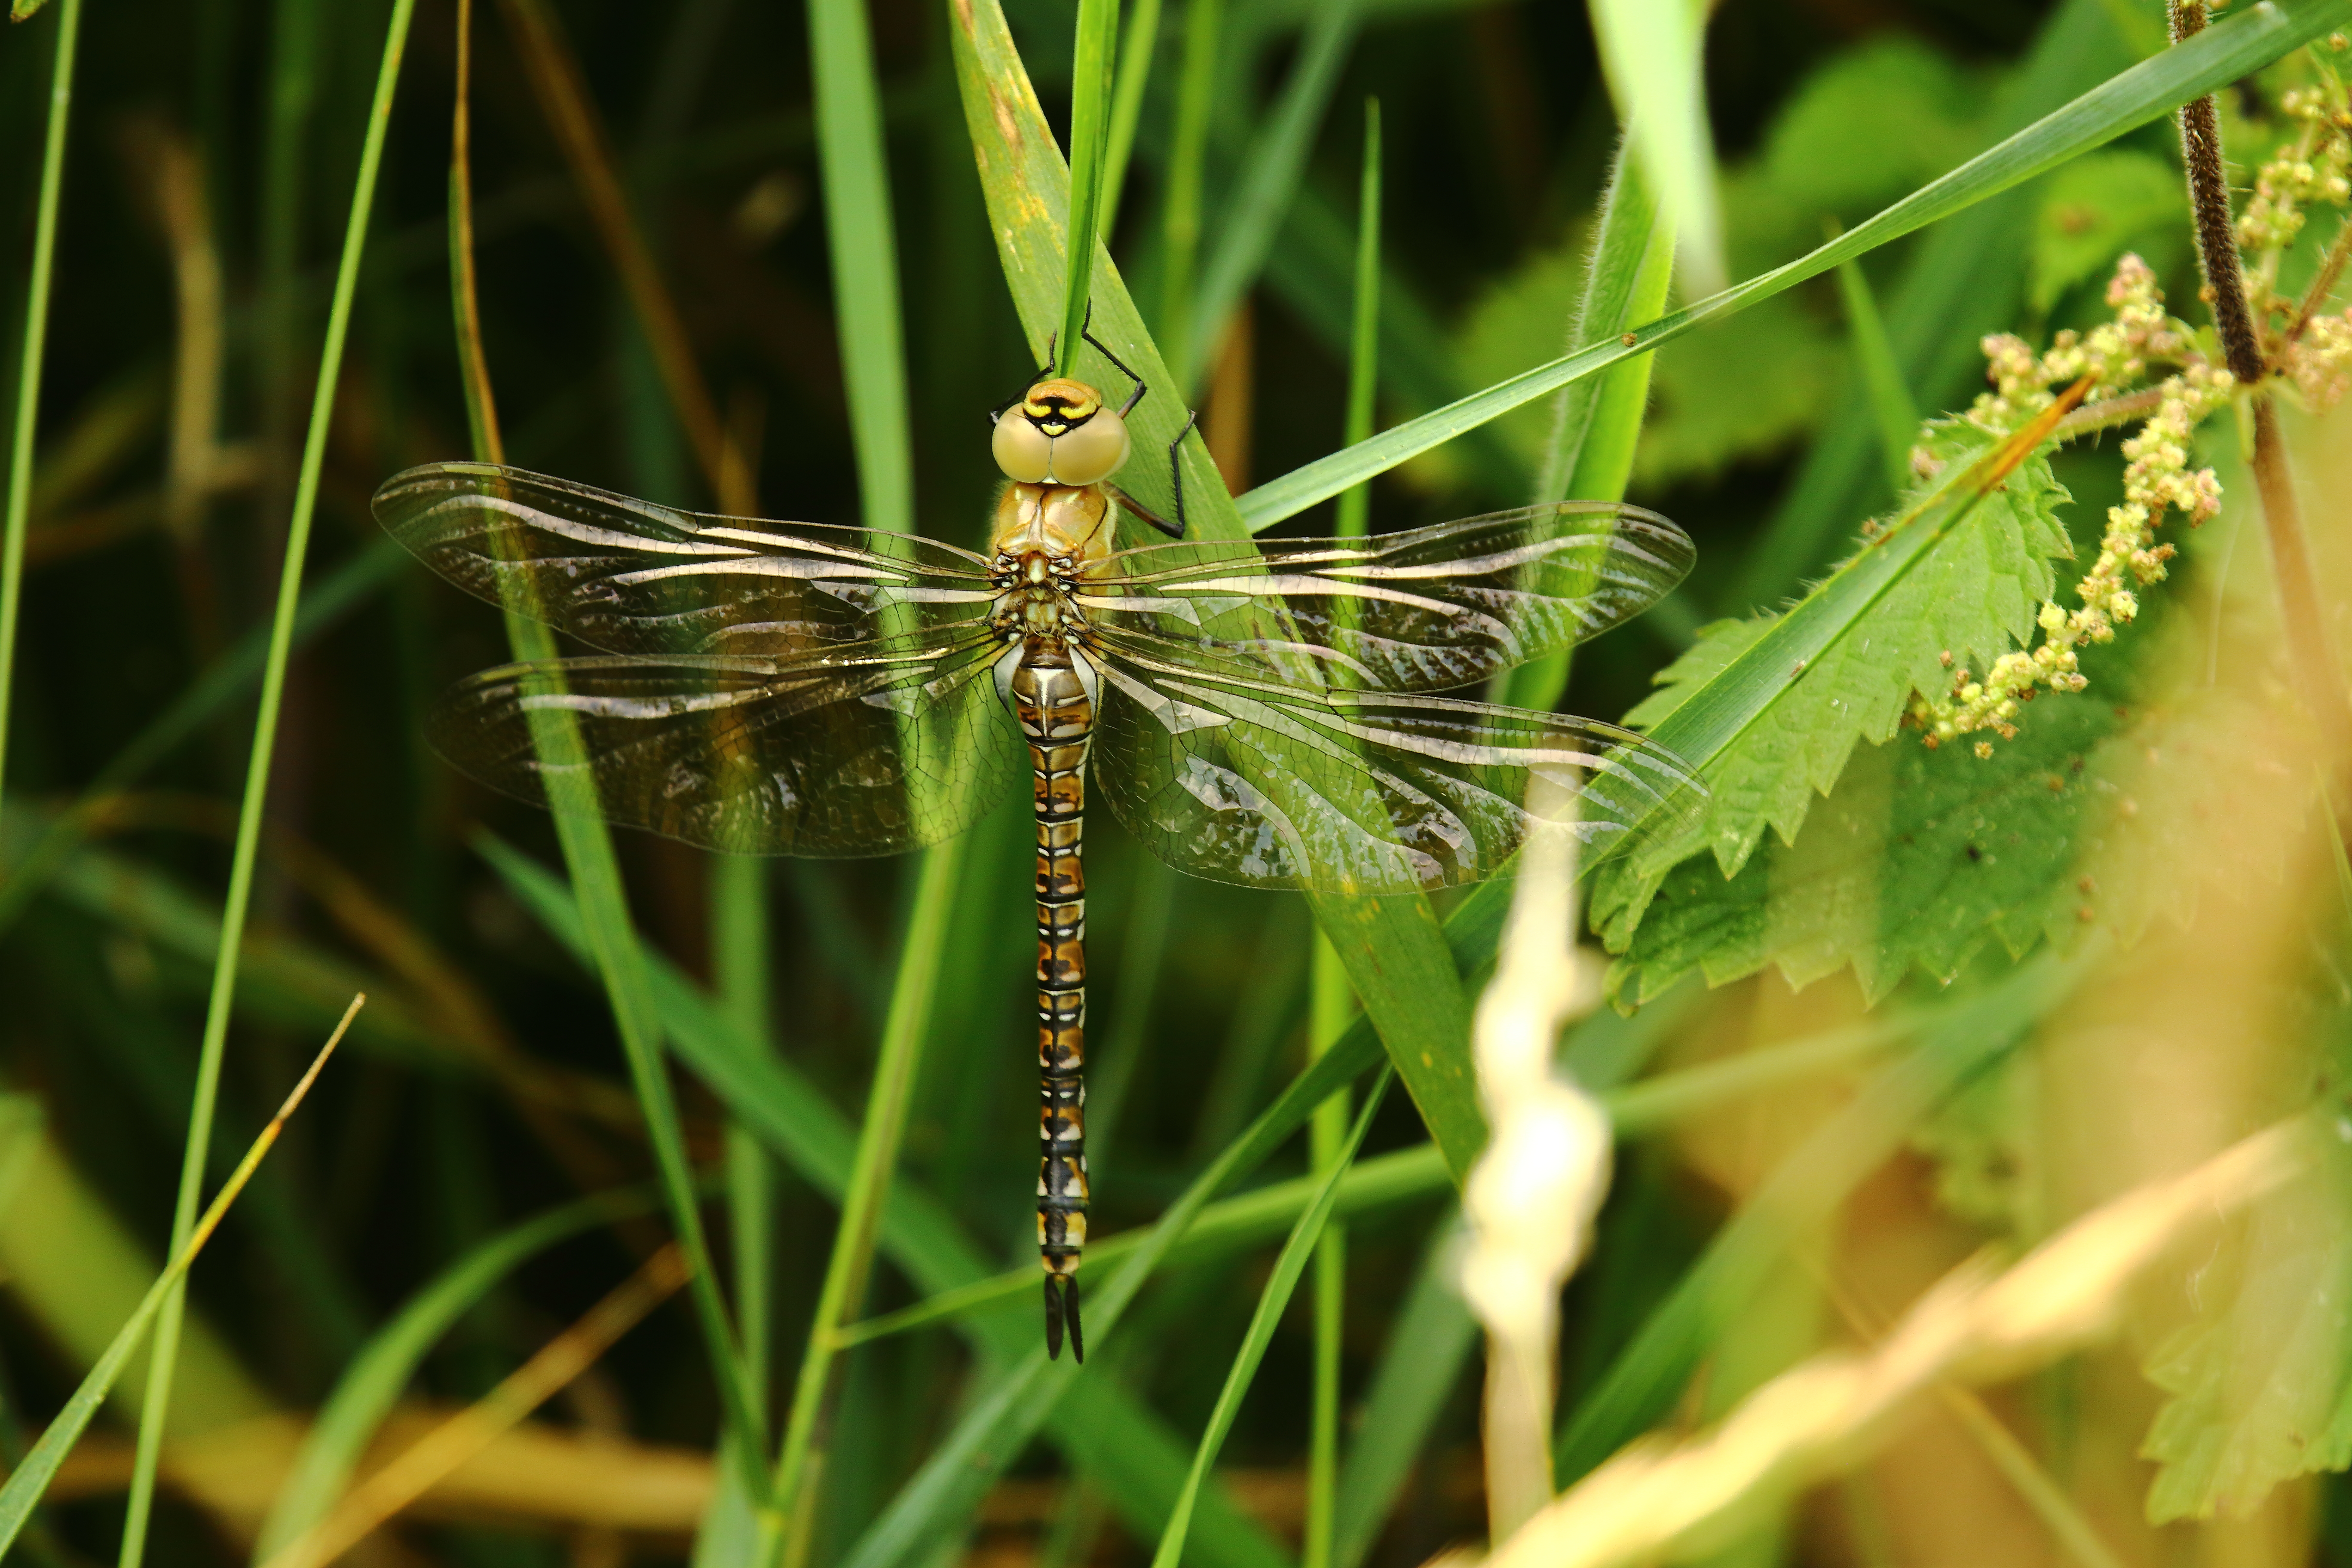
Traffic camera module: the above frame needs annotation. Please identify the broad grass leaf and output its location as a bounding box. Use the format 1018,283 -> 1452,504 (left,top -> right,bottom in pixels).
1593,420 -> 2074,956
2140,1122 -> 2352,1522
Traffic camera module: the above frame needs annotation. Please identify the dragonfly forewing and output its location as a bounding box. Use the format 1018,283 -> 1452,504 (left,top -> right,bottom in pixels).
374,462 -> 998,658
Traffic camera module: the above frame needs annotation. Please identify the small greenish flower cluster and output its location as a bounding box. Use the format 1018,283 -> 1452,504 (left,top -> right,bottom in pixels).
1909,259 -> 2228,758
2235,84 -> 2351,253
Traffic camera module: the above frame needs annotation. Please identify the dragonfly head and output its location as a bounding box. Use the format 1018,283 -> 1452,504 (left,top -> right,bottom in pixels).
993,377 -> 1132,487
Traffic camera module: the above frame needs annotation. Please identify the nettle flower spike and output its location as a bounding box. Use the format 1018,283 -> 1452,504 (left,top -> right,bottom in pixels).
1909,257 -> 2231,757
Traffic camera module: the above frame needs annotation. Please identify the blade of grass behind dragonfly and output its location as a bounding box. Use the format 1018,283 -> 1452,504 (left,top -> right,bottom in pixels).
481,833 -> 1311,1568
713,856 -> 777,1403
1498,138 -> 1675,714
1059,0 -> 1120,374
1099,0 -> 1162,239
1151,1070 -> 1393,1568
0,0 -> 83,796
836,1023 -> 1389,1568
1233,0 -> 2350,532
948,0 -> 1485,1180
0,998 -> 362,1562
1157,0 -> 1222,392
116,11 -> 417,1565
1587,0 -> 1720,298
0,538 -> 404,938
445,3 -> 766,1486
249,1187 -> 662,1565
1183,0 -> 1361,392
1727,0 -> 2125,611
1306,95 -> 1379,1568
1832,244 -> 1923,493
766,1 -> 940,1557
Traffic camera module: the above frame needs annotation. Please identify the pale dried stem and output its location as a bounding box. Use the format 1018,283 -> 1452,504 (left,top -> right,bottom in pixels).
261,1245 -> 691,1568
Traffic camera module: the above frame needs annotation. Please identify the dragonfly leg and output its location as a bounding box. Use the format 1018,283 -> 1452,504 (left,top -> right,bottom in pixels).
1168,409 -> 1202,537
1081,325 -> 1150,417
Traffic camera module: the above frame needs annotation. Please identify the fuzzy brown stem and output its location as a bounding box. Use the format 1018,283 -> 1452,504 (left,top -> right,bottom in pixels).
2169,2 -> 2268,384
2051,387 -> 2167,442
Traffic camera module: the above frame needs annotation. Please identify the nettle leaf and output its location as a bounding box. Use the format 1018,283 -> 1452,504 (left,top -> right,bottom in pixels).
1603,652 -> 2156,1007
1592,418 -> 2074,954
2141,1120 -> 2352,1523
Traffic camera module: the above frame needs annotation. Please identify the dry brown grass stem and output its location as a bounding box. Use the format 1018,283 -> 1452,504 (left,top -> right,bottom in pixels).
260,1244 -> 691,1568
1477,1115 -> 2318,1568
496,0 -> 728,493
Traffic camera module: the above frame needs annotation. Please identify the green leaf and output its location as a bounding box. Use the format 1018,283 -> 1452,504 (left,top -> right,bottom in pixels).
1728,0 -> 2131,609
948,0 -> 1484,1179
251,1190 -> 661,1565
2141,1118 -> 2352,1522
2028,147 -> 2190,314
1605,665 -> 2131,1008
480,835 -> 1314,1568
1186,0 -> 1361,384
1059,0 -> 1120,374
1592,417 -> 2077,951
1235,0 -> 2351,533
1834,252 -> 1920,492
1150,1072 -> 1392,1568
1588,0 -> 1722,297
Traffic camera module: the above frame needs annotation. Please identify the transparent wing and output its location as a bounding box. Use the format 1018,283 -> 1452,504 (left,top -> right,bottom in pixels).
429,633 -> 1021,856
1087,646 -> 1704,894
1075,502 -> 1694,692
376,462 -> 998,657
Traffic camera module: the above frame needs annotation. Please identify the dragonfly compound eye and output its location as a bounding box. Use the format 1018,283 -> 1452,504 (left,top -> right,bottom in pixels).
992,413 -> 1054,483
1042,406 -> 1130,486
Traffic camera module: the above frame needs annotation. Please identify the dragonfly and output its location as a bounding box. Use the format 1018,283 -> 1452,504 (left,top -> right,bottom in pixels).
374,349 -> 1703,1362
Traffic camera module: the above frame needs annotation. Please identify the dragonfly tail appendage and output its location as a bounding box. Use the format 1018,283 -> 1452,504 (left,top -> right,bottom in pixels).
1017,647 -> 1093,1362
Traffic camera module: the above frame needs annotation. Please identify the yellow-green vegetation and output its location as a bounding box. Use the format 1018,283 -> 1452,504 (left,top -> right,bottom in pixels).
5,3 -> 2352,1568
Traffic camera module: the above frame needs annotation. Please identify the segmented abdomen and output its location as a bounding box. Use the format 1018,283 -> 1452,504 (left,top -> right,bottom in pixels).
1011,650 -> 1091,1288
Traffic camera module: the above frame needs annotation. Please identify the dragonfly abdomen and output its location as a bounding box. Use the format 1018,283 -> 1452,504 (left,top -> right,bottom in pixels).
1011,644 -> 1093,1362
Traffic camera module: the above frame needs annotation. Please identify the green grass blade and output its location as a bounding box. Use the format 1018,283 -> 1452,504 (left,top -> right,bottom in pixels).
948,0 -> 1485,1180
249,1188 -> 661,1565
835,1015 -> 1388,1568
1060,0 -> 1121,374
1151,1070 -> 1393,1568
0,0 -> 83,800
766,839 -> 968,1563
1307,99 -> 1379,1568
1234,0 -> 2351,531
1100,0 -> 1163,238
0,539 -> 403,939
713,857 -> 778,1400
1833,251 -> 1921,493
812,0 -> 917,532
1725,0 -> 2125,611
1185,0 -> 1361,387
1500,139 -> 1674,714
117,8 -> 418,1563
0,1000 -> 360,1563
1157,0 -> 1223,391
479,836 -> 1298,1568
1329,1213 -> 1473,1568
1331,98 -> 1380,543
1588,0 -> 1720,297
